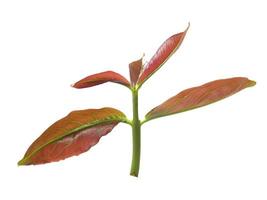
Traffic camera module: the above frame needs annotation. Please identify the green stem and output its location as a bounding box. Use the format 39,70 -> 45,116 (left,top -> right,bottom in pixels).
130,88 -> 141,177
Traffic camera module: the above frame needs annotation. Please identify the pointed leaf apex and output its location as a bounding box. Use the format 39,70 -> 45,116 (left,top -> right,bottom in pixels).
17,159 -> 25,166
186,22 -> 190,31
247,80 -> 256,87
142,53 -> 145,58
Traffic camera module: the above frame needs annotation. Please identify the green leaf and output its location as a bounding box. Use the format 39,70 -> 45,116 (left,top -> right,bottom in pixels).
145,77 -> 256,121
18,107 -> 128,165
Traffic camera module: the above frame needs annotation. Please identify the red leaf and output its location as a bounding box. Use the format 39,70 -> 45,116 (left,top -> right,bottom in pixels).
145,77 -> 256,121
72,71 -> 130,89
129,55 -> 143,86
18,107 -> 127,165
137,24 -> 189,86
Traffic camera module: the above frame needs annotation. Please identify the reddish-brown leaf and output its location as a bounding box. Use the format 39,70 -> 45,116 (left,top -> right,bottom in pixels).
129,56 -> 143,86
145,77 -> 256,121
72,71 -> 130,89
137,24 -> 189,86
18,107 -> 127,165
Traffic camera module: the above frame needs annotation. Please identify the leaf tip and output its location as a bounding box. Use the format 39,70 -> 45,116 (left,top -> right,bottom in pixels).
17,158 -> 26,166
142,52 -> 145,58
247,80 -> 256,87
71,83 -> 78,88
186,22 -> 191,31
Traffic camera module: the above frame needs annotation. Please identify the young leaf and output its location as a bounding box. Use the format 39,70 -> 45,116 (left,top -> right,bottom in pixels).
18,107 -> 128,165
137,24 -> 190,87
145,77 -> 256,121
129,56 -> 143,86
72,71 -> 130,89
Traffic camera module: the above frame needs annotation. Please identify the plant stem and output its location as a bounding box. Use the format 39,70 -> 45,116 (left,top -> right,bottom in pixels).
130,88 -> 141,177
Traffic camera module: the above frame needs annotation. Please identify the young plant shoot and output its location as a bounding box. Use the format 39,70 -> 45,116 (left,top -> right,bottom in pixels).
18,24 -> 256,177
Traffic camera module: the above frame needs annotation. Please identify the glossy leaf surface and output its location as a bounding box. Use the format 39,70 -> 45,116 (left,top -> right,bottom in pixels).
137,24 -> 189,86
18,107 -> 127,165
129,56 -> 143,86
72,71 -> 130,89
145,77 -> 256,121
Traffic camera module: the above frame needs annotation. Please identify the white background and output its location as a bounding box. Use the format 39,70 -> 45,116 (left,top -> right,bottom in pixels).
0,0 -> 266,199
